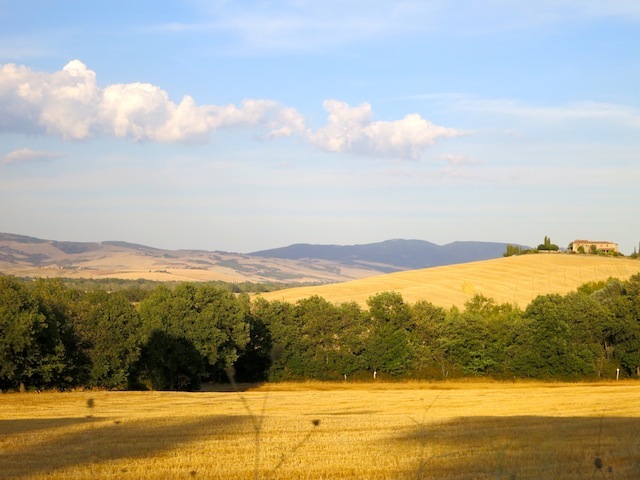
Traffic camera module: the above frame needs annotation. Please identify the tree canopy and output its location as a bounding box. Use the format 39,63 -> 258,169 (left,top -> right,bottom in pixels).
2,273 -> 640,390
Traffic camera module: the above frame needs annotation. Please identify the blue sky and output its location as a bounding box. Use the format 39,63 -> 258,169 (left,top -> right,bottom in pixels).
1,1 -> 639,254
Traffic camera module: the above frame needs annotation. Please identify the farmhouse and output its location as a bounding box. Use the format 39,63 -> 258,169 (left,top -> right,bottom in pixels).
571,239 -> 618,254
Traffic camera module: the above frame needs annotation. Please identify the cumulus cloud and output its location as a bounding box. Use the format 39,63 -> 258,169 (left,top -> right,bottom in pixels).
0,61 -> 461,159
0,60 -> 305,142
0,148 -> 63,165
308,100 -> 463,159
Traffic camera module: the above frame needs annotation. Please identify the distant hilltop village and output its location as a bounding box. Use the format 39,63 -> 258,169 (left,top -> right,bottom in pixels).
570,240 -> 618,254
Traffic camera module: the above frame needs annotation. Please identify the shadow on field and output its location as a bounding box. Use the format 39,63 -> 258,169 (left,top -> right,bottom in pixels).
393,415 -> 640,479
0,416 -> 98,435
1,414 -> 252,479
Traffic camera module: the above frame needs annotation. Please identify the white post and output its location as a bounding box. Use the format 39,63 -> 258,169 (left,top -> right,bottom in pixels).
616,368 -> 620,380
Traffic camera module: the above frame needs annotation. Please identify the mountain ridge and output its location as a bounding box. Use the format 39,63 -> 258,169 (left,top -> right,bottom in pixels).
0,232 -> 526,284
249,239 -> 525,272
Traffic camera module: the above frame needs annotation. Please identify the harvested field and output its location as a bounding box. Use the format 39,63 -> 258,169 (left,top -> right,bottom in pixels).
261,254 -> 640,309
1,382 -> 640,479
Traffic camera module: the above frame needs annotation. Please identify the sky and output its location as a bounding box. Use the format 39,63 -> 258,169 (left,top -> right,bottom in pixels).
1,1 -> 639,254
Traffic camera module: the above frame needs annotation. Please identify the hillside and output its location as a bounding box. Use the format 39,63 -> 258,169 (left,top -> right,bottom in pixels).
259,254 -> 640,309
250,239 -> 522,271
0,233 -> 377,284
0,233 -> 521,284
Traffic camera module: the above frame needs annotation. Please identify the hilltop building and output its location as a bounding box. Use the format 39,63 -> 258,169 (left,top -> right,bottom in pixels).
571,240 -> 618,254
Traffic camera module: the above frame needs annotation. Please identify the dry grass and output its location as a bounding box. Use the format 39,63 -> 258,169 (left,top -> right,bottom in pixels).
260,254 -> 640,309
0,240 -> 380,285
2,382 -> 640,479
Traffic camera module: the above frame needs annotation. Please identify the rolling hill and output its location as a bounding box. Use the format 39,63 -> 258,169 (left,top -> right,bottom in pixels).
0,233 -> 378,284
0,233 -> 521,284
259,254 -> 640,310
249,239 -> 522,272
3,232 -> 639,311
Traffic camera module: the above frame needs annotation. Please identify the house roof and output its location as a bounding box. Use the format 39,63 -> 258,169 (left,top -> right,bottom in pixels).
572,240 -> 616,244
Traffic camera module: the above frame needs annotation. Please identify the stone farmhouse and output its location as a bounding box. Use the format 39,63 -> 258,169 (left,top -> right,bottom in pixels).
571,240 -> 618,254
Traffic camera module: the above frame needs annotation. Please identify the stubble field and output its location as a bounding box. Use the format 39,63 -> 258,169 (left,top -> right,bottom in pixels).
261,254 -> 640,309
1,381 -> 639,479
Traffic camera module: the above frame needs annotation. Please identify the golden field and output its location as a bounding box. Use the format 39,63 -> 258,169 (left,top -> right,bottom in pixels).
260,254 -> 640,309
2,382 -> 640,479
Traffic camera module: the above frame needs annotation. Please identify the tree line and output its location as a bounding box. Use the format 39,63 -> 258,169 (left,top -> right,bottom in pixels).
2,274 -> 640,391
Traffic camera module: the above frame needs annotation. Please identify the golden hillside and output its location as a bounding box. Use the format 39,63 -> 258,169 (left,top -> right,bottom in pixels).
260,254 -> 640,309
0,233 -> 381,284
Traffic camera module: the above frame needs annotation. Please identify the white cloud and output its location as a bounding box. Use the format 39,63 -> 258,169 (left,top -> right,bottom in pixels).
0,61 -> 462,160
309,100 -> 463,159
0,60 -> 306,142
0,147 -> 63,165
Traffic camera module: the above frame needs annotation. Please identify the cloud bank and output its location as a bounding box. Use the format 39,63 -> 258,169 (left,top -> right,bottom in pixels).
0,60 -> 305,143
0,60 -> 460,159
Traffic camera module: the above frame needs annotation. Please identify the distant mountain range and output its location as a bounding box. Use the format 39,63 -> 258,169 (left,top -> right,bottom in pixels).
0,232 -> 527,283
250,239 -> 523,272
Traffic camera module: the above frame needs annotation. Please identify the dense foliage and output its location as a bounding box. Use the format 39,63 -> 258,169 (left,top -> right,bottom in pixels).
2,274 -> 640,391
537,235 -> 559,252
22,277 -> 306,303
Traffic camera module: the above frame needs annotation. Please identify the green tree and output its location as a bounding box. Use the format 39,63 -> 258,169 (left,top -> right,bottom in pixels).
562,292 -> 614,378
29,278 -> 86,388
0,276 -> 47,390
434,295 -> 514,377
233,309 -> 272,383
538,235 -> 559,251
252,298 -> 299,380
251,296 -> 367,380
292,295 -> 341,378
139,284 -> 251,383
464,295 -> 522,376
595,275 -> 640,376
334,301 -> 368,377
0,276 -> 86,391
364,292 -> 415,376
134,330 -> 204,391
410,300 -> 447,377
70,290 -> 142,389
504,244 -> 525,257
511,294 -> 595,378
